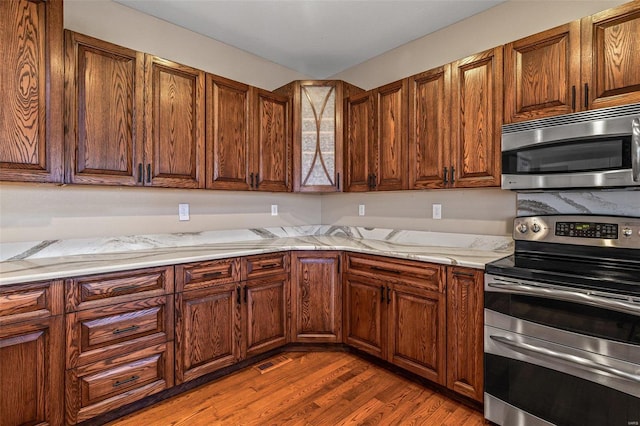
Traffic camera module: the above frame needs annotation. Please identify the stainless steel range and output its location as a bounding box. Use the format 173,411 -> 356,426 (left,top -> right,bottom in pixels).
484,214 -> 640,426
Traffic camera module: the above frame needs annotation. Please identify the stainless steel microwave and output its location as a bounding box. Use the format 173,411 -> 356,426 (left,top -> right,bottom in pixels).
501,103 -> 640,190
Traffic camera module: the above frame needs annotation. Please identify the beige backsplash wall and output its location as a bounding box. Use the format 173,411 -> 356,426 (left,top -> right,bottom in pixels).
330,0 -> 627,89
0,183 -> 322,243
321,189 -> 516,236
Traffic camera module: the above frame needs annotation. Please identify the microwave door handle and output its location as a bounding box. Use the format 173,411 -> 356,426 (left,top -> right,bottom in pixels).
633,118 -> 640,182
489,335 -> 640,384
487,281 -> 640,316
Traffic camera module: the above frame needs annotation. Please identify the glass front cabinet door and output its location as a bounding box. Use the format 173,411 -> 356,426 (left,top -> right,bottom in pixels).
276,81 -> 362,192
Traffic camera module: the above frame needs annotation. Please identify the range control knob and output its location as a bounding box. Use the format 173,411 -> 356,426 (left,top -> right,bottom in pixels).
622,228 -> 633,237
516,223 -> 528,234
531,223 -> 541,233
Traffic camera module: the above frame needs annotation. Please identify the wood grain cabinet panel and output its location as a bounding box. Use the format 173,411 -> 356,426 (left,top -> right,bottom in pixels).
0,280 -> 64,426
0,0 -> 63,183
252,89 -> 292,192
504,21 -> 581,123
450,47 -> 502,188
144,55 -> 204,188
408,66 -> 450,189
65,31 -> 144,186
343,275 -> 386,358
582,1 -> 640,109
291,251 -> 342,343
344,91 -> 376,192
446,266 -> 484,402
375,79 -> 408,191
242,252 -> 290,281
176,258 -> 240,292
175,283 -> 240,384
206,75 -> 252,190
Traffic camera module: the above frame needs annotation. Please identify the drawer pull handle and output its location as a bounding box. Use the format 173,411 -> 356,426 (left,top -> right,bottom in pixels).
371,266 -> 400,274
112,285 -> 138,293
453,271 -> 475,278
113,375 -> 140,388
113,325 -> 139,335
260,263 -> 280,269
202,271 -> 223,279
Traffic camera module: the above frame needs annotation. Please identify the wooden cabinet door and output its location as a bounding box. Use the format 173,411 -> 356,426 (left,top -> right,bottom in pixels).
388,281 -> 446,385
291,251 -> 342,343
252,89 -> 291,192
144,55 -> 204,188
451,47 -> 502,188
375,80 -> 408,191
343,275 -> 386,358
446,267 -> 484,402
0,0 -> 63,183
0,317 -> 64,426
243,274 -> 289,358
582,1 -> 640,110
175,284 -> 240,384
504,21 -> 581,123
65,31 -> 144,186
344,91 -> 375,192
206,75 -> 251,190
408,66 -> 450,189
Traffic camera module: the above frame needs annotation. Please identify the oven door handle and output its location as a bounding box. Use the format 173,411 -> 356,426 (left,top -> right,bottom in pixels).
487,280 -> 640,316
489,335 -> 640,384
632,117 -> 640,182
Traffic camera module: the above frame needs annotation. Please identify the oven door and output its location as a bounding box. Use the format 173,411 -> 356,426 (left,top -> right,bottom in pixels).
484,275 -> 640,426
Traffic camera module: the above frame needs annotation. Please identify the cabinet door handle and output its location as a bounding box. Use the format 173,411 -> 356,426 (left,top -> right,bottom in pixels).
368,174 -> 373,190
336,172 -> 340,190
202,271 -> 223,280
380,285 -> 385,303
450,166 -> 455,185
113,375 -> 139,388
250,173 -> 254,188
372,174 -> 377,189
244,285 -> 248,303
138,163 -> 143,183
443,167 -> 448,185
584,83 -> 589,108
386,286 -> 391,304
113,325 -> 139,335
255,173 -> 260,189
236,286 -> 241,305
571,85 -> 576,111
146,164 -> 151,183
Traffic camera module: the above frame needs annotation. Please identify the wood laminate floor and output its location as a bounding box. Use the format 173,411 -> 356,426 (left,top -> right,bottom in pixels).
108,352 -> 485,425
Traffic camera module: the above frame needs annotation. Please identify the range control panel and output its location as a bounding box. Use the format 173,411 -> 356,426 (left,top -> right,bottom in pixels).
513,215 -> 640,249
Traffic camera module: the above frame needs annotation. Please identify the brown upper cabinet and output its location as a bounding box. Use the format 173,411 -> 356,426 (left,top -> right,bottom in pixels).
206,75 -> 251,190
344,79 -> 408,192
450,47 -> 503,188
504,1 -> 640,123
65,31 -> 205,188
408,66 -> 450,189
0,0 -> 64,183
275,81 -> 363,192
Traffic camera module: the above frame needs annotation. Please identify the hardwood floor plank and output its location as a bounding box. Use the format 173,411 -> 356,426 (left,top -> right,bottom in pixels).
107,351 -> 485,426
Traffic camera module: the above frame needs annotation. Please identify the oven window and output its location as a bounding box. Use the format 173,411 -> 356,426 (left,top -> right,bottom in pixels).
485,292 -> 640,345
485,354 -> 640,426
502,136 -> 631,174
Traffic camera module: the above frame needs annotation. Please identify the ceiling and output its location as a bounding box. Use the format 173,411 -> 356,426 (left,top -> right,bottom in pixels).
115,0 -> 505,78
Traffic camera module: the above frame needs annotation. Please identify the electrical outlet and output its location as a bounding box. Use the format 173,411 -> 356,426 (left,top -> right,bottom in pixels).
358,204 -> 365,216
179,203 -> 190,221
271,204 -> 278,216
432,204 -> 442,220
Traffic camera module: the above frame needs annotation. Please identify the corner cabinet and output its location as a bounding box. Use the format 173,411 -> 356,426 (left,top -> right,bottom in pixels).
450,47 -> 503,188
0,280 -> 65,426
275,81 -> 363,192
0,0 -> 64,183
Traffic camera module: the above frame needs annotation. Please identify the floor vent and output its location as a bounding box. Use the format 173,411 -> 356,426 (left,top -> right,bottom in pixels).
254,356 -> 292,374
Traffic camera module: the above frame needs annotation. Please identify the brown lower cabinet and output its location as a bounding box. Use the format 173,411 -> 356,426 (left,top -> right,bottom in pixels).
0,280 -> 65,426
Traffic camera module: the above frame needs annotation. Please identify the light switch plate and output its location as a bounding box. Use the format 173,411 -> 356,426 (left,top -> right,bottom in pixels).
432,204 -> 442,220
179,203 -> 190,221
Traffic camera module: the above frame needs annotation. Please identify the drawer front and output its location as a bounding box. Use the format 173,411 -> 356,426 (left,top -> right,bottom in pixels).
175,258 -> 239,292
243,252 -> 290,280
66,343 -> 174,424
67,296 -> 174,368
0,280 -> 63,324
345,253 -> 443,291
66,266 -> 174,312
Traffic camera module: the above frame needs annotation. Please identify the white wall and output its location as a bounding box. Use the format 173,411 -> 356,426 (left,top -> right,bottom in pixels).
331,0 -> 627,89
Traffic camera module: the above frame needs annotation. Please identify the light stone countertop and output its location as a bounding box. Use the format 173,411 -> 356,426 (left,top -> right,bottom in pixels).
0,226 -> 513,287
